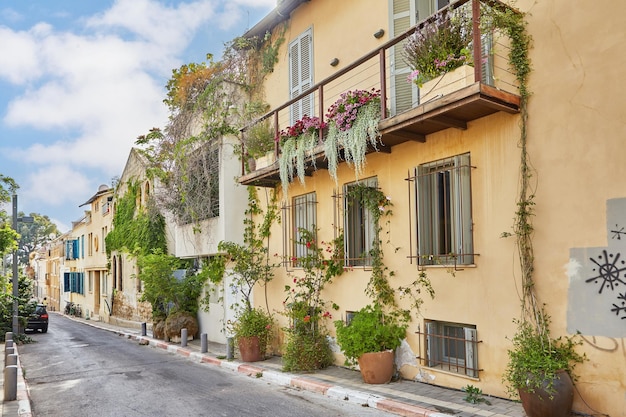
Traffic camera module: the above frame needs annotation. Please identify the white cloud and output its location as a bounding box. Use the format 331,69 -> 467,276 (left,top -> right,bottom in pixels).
21,165 -> 92,208
0,24 -> 48,84
0,0 -> 276,227
86,0 -> 217,50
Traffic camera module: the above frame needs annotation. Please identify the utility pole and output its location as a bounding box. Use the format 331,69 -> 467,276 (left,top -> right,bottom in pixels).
12,193 -> 18,334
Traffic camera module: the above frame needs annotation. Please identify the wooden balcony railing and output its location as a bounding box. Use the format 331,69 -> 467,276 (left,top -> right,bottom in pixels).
240,0 -> 522,187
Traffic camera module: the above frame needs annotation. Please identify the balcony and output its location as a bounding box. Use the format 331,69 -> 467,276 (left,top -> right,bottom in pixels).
239,0 -> 521,188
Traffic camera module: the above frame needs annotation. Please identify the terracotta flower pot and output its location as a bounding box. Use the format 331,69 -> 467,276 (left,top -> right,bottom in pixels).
238,335 -> 265,362
518,369 -> 574,417
357,350 -> 394,384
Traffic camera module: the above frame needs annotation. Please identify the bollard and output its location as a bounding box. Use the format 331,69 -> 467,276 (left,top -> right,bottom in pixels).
141,322 -> 147,337
6,353 -> 17,367
181,328 -> 187,347
200,333 -> 207,353
4,365 -> 17,401
5,346 -> 14,363
5,332 -> 13,343
5,339 -> 13,349
226,337 -> 234,360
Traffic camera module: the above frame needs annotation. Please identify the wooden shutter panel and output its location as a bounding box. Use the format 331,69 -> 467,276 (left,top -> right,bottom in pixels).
390,0 -> 415,115
289,28 -> 314,123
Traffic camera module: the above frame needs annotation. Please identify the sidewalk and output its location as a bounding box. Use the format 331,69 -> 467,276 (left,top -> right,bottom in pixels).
2,314 -> 526,417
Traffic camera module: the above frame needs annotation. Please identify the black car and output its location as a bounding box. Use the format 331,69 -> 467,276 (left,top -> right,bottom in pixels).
26,304 -> 49,333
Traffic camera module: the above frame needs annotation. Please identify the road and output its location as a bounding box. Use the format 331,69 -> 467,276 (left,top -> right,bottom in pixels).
19,313 -> 392,417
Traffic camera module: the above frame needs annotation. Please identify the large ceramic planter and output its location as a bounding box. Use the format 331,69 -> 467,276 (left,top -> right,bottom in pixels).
238,336 -> 265,362
518,369 -> 574,417
357,350 -> 394,384
420,64 -> 475,104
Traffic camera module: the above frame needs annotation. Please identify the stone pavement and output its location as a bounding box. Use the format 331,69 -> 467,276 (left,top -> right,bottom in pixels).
2,314 -> 527,417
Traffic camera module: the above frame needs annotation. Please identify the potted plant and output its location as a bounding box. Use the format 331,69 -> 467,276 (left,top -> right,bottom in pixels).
231,306 -> 273,362
503,314 -> 585,417
334,304 -> 407,384
333,185 -> 433,384
404,5 -> 473,88
209,188 -> 279,362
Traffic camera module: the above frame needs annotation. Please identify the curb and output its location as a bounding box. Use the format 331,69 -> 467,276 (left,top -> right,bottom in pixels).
85,321 -> 441,417
12,345 -> 33,417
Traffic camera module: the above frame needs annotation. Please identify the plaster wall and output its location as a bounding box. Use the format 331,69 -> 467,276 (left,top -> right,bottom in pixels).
255,110 -> 522,397
263,0 -> 388,114
246,0 -> 626,414
516,1 -> 626,415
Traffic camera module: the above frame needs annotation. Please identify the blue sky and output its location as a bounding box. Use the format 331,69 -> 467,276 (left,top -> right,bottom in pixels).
0,0 -> 274,232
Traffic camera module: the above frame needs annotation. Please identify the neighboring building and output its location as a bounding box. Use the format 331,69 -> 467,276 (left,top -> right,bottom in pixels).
166,135 -> 249,344
63,212 -> 88,315
46,233 -> 69,311
107,148 -> 155,325
77,184 -> 114,320
237,0 -> 625,415
29,247 -> 47,301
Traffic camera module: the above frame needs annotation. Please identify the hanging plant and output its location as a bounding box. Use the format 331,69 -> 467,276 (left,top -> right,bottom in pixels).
277,115 -> 327,193
324,89 -> 381,182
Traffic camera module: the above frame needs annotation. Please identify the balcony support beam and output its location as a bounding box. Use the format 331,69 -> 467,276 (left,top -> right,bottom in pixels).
431,115 -> 467,130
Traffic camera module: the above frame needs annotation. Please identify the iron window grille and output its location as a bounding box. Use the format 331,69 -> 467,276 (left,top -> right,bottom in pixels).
406,153 -> 475,267
416,320 -> 481,378
282,192 -> 317,269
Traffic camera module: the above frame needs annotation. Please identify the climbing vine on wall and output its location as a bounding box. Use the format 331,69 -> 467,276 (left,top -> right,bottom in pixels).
105,181 -> 166,258
136,29 -> 285,225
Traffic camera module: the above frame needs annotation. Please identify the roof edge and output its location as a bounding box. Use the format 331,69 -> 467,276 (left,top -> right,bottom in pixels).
243,0 -> 309,39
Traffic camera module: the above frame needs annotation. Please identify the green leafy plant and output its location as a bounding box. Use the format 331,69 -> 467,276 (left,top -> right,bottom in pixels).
334,184 -> 433,368
216,188 -> 278,346
282,228 -> 343,371
334,303 -> 407,366
230,307 -> 273,351
503,315 -> 585,399
136,249 -> 203,317
462,385 -> 491,405
105,180 -> 166,258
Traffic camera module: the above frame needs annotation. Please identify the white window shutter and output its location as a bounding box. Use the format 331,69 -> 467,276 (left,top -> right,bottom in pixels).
464,327 -> 478,377
426,322 -> 438,367
289,28 -> 314,124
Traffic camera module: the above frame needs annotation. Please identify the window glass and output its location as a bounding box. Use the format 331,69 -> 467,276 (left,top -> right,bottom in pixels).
416,153 -> 473,265
344,177 -> 378,267
425,320 -> 478,377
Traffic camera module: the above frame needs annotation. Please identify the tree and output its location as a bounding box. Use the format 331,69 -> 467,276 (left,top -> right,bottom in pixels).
0,174 -> 19,256
14,212 -> 60,264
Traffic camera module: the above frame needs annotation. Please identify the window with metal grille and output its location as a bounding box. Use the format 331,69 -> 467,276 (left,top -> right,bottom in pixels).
282,192 -> 317,268
424,320 -> 479,377
413,153 -> 474,266
343,177 -> 377,267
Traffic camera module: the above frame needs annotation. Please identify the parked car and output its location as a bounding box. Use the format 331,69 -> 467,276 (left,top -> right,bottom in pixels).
26,304 -> 49,333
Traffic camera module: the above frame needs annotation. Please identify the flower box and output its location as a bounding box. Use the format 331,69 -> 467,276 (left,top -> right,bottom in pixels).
420,64 -> 475,104
255,152 -> 276,170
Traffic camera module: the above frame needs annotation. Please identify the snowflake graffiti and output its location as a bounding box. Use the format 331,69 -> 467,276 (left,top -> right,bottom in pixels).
586,250 -> 626,294
611,293 -> 626,319
611,224 -> 626,240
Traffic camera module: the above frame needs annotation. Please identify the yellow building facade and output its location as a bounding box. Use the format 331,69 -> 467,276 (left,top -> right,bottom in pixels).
240,0 -> 626,415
